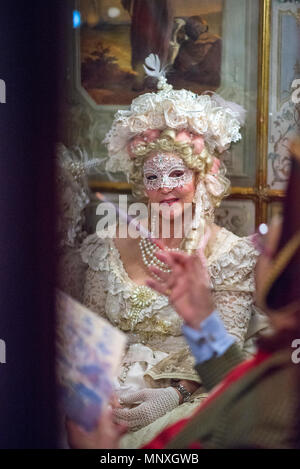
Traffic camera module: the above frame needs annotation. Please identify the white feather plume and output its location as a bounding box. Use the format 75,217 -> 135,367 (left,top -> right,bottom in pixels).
143,53 -> 167,79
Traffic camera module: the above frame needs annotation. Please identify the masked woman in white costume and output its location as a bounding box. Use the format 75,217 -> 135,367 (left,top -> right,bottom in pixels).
79,57 -> 266,448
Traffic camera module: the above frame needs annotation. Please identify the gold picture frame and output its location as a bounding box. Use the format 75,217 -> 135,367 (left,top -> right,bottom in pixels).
66,0 -> 286,230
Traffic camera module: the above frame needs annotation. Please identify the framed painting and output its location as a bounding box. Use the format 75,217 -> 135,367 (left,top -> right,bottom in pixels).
79,0 -> 224,106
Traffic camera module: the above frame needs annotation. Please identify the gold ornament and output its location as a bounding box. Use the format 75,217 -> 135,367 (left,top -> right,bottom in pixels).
129,286 -> 157,330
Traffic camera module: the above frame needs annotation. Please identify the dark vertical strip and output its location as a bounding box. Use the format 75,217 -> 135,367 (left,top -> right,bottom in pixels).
0,1 -> 63,448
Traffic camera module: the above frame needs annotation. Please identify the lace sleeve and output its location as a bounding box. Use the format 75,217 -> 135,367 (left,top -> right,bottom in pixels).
214,290 -> 253,347
208,234 -> 258,293
209,234 -> 260,348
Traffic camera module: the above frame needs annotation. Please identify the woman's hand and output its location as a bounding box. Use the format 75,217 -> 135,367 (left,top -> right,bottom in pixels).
66,408 -> 127,449
113,387 -> 180,430
146,250 -> 214,330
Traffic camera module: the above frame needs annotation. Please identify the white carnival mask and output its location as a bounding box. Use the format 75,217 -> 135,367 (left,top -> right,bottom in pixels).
143,153 -> 194,191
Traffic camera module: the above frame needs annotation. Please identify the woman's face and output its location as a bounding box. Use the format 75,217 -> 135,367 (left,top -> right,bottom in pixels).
143,152 -> 196,220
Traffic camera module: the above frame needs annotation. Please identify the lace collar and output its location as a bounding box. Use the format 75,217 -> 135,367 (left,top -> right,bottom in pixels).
108,227 -> 228,289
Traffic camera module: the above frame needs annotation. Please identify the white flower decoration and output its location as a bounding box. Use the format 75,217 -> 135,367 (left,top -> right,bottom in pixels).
103,55 -> 245,176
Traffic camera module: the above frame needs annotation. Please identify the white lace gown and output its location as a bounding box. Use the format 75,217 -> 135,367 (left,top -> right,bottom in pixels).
78,227 -> 265,448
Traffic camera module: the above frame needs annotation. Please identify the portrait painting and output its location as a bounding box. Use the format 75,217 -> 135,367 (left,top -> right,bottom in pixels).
79,0 -> 223,105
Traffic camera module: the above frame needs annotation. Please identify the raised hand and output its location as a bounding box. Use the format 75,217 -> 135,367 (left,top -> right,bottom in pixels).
146,250 -> 214,330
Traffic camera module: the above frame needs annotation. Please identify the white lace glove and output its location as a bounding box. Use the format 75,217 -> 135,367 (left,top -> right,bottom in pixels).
113,387 -> 180,430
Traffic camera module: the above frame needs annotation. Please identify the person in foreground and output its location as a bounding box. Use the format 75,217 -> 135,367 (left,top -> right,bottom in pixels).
67,141 -> 300,449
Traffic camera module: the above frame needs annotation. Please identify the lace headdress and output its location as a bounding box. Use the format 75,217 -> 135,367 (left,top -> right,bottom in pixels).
103,54 -> 245,234
104,54 -> 245,174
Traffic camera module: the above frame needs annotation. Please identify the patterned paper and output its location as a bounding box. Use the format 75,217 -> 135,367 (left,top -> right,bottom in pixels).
56,290 -> 126,430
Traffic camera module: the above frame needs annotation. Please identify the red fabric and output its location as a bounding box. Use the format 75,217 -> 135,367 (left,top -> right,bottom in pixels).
142,350 -> 271,449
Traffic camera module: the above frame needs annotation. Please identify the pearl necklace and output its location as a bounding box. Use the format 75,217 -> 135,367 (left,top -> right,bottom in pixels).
139,237 -> 181,280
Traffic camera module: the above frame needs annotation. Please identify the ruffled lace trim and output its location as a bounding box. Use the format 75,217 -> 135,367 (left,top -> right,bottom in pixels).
208,229 -> 258,291
81,233 -> 110,272
81,229 -> 258,290
145,347 -> 202,384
